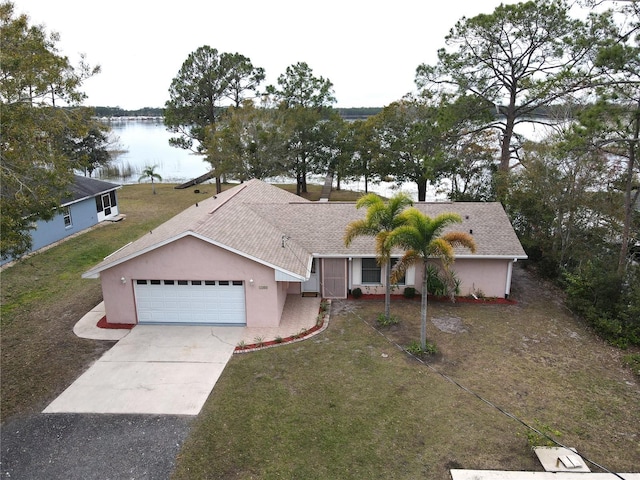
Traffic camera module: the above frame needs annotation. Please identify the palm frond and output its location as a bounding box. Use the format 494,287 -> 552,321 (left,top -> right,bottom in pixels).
376,231 -> 392,260
355,193 -> 383,210
426,212 -> 462,238
442,231 -> 477,253
344,220 -> 378,246
385,224 -> 422,252
390,250 -> 421,283
429,237 -> 456,265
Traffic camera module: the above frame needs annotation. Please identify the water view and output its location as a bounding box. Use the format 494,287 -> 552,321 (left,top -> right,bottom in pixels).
97,117 -> 553,201
99,118 -> 210,184
98,117 -> 425,199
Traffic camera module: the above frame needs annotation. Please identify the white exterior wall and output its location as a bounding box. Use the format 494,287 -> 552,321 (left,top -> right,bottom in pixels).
350,257 -> 416,295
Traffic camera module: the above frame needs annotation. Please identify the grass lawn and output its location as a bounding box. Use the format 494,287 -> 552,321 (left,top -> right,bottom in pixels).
0,181 -> 359,420
171,267 -> 640,479
2,181 -> 638,479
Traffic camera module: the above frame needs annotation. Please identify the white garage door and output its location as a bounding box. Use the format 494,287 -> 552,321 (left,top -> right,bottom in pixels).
134,280 -> 246,325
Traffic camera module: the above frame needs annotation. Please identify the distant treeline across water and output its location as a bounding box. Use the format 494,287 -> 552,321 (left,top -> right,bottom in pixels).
92,106 -> 382,120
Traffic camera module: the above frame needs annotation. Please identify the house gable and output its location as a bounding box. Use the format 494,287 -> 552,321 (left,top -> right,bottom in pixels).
99,235 -> 286,327
83,230 -> 307,281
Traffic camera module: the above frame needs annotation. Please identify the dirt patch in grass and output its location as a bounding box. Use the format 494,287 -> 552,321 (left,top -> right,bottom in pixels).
173,263 -> 639,479
431,315 -> 467,333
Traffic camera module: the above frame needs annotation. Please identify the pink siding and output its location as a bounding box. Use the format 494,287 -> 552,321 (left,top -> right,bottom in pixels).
413,259 -> 511,298
451,259 -> 510,298
100,235 -> 285,327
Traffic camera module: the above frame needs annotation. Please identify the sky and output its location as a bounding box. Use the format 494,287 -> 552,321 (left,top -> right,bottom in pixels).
15,0 -> 523,110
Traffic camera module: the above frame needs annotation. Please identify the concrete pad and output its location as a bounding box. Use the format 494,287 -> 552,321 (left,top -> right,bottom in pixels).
451,471 -> 640,479
100,325 -> 242,363
73,302 -> 130,341
533,446 -> 590,473
44,326 -> 244,415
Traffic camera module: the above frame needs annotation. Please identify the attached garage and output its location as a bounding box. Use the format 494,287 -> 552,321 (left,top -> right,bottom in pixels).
134,279 -> 246,325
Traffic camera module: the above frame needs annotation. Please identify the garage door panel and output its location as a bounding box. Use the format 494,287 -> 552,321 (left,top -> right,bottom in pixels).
134,280 -> 246,325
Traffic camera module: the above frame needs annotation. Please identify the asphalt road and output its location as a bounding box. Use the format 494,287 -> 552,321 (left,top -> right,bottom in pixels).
1,414 -> 192,479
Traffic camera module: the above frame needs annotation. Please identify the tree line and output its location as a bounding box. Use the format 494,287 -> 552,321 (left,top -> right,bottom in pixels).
92,106 -> 381,120
1,0 -> 638,347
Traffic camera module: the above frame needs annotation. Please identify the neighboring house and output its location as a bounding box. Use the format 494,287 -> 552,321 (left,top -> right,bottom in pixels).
2,175 -> 121,266
83,179 -> 527,327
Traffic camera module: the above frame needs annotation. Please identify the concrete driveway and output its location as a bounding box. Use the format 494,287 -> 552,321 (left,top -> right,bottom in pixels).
43,325 -> 245,415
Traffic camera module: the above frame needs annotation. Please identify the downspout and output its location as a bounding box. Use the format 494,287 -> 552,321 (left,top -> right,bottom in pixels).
505,259 -> 515,299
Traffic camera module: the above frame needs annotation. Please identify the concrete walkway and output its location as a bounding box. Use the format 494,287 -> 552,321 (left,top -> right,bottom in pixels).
44,295 -> 322,415
73,295 -> 322,345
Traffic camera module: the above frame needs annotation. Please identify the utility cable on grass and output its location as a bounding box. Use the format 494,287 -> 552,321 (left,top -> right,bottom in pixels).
282,241 -> 627,479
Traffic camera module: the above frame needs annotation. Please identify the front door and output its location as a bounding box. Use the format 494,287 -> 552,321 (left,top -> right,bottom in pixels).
302,259 -> 319,293
102,193 -> 112,216
322,258 -> 347,299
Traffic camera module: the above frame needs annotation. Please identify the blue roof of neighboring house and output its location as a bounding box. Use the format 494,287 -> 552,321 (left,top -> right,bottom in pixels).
62,176 -> 121,206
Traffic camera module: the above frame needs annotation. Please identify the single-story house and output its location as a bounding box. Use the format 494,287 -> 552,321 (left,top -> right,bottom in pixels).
2,175 -> 121,266
83,179 -> 527,327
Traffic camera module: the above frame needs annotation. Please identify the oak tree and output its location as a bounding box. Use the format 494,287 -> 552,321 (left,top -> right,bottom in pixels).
1,1 -> 100,259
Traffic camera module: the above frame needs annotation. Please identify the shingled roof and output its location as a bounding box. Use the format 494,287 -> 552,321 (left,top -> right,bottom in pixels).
62,175 -> 121,206
83,179 -> 526,280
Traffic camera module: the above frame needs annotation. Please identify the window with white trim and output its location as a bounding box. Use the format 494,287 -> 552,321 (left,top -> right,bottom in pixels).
63,206 -> 72,228
361,258 -> 381,284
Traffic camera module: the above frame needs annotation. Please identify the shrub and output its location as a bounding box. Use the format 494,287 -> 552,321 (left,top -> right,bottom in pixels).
426,264 -> 460,298
403,287 -> 417,299
376,313 -> 399,327
564,261 -> 640,348
351,287 -> 362,298
405,340 -> 437,356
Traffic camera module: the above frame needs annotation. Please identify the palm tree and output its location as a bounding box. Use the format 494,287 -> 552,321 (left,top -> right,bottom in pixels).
344,192 -> 413,320
387,208 -> 476,350
138,165 -> 163,194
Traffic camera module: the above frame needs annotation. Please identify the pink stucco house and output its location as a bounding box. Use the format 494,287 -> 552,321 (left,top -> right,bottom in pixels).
83,179 -> 527,327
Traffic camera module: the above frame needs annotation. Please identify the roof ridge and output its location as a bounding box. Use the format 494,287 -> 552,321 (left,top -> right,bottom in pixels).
207,183 -> 248,214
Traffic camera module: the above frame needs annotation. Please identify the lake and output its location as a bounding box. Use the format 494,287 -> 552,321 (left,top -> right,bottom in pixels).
99,117 -> 210,184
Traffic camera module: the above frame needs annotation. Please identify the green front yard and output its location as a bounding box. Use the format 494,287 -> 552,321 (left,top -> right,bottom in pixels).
1,183 -> 638,479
